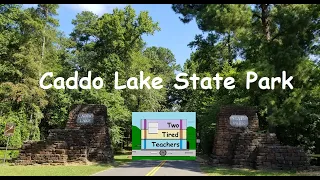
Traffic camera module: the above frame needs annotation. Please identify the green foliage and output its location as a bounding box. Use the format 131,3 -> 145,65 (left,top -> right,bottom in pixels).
0,4 -> 318,157
0,150 -> 19,159
0,4 -> 178,151
172,4 -> 320,154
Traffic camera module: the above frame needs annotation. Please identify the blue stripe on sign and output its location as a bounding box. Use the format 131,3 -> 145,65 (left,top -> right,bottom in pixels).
141,139 -> 187,150
180,139 -> 182,149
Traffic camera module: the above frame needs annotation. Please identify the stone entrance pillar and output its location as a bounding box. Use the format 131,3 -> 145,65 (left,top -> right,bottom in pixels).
211,106 -> 309,171
15,104 -> 114,165
211,106 -> 259,165
66,104 -> 114,162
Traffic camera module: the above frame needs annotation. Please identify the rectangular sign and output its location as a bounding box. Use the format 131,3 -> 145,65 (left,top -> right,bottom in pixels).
141,139 -> 187,150
4,122 -> 15,137
141,119 -> 187,129
229,115 -> 248,128
76,113 -> 94,125
132,112 -> 196,160
141,129 -> 187,139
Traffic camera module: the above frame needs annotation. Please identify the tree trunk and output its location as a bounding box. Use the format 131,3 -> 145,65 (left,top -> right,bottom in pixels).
41,7 -> 48,59
136,96 -> 141,111
41,34 -> 45,59
227,32 -> 232,65
260,4 -> 271,41
29,114 -> 33,140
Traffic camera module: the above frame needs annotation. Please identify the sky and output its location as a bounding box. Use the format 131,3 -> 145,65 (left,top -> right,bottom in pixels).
132,112 -> 196,128
23,4 -> 204,67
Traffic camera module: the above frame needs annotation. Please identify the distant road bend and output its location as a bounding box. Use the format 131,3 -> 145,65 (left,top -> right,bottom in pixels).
92,160 -> 206,176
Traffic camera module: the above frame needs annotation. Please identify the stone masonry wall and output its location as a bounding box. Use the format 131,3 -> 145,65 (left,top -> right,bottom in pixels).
15,104 -> 114,165
256,145 -> 309,171
15,140 -> 68,165
211,106 -> 310,171
47,129 -> 88,162
212,106 -> 259,165
233,132 -> 280,168
66,104 -> 113,161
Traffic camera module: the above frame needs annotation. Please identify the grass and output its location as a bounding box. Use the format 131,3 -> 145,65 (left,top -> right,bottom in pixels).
0,154 -> 132,176
1,150 -> 318,176
112,153 -> 132,165
200,166 -> 318,176
0,163 -> 113,176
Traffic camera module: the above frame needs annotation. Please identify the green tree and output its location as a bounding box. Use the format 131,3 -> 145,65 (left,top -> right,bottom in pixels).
172,4 -> 320,154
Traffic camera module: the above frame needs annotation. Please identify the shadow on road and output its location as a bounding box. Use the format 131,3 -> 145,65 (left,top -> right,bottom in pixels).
112,160 -> 203,173
160,160 -> 203,173
115,160 -> 162,167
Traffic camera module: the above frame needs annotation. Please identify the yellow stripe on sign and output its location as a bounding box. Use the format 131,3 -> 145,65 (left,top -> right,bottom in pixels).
141,130 -> 187,139
145,160 -> 166,176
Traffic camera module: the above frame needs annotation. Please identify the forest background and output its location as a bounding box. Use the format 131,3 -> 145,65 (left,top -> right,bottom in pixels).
0,4 -> 319,155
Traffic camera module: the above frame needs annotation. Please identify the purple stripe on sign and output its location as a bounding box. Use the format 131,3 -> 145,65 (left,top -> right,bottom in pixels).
180,119 -> 182,149
141,119 -> 186,130
144,119 -> 146,149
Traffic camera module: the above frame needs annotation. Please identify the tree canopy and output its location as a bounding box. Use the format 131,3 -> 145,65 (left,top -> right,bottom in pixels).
0,4 -> 319,155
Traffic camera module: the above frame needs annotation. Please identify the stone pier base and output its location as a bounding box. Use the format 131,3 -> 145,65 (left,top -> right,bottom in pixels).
15,104 -> 114,165
211,106 -> 309,171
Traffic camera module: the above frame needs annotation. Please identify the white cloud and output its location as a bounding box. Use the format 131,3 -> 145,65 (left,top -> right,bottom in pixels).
63,4 -> 126,15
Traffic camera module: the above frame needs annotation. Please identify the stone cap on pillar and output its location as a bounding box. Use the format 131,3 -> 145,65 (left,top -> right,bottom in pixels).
219,105 -> 258,116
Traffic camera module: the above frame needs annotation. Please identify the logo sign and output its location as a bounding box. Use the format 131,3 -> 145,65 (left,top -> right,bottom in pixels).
4,123 -> 15,137
229,115 -> 248,128
76,113 -> 94,125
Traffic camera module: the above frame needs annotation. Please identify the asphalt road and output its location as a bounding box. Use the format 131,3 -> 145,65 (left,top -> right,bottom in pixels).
92,160 -> 206,176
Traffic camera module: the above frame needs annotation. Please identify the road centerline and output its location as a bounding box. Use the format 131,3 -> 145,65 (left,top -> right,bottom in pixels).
145,161 -> 166,176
